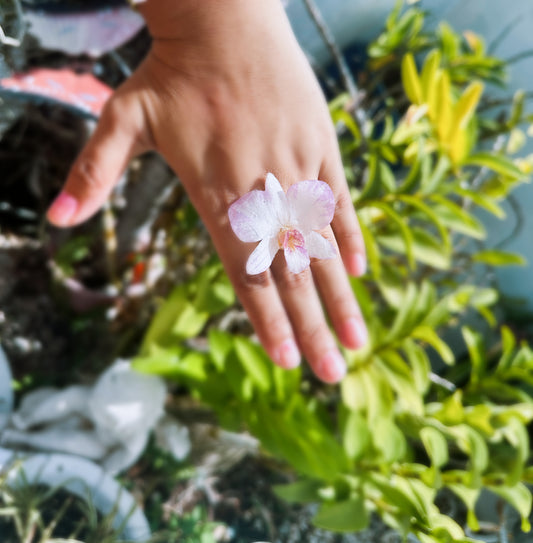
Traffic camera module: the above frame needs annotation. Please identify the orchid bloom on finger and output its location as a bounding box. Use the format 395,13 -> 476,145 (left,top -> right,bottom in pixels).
228,173 -> 337,275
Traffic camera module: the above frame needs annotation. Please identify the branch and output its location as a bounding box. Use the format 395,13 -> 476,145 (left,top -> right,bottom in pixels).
301,0 -> 368,134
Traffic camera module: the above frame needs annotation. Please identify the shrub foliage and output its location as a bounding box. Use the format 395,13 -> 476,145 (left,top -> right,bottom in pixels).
134,4 -> 533,541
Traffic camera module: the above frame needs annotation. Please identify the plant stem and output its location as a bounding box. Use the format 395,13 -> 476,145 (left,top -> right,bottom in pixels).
301,0 -> 367,133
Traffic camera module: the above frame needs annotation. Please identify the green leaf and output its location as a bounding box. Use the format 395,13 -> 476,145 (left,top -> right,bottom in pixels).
360,154 -> 382,201
133,345 -> 209,382
450,425 -> 489,473
372,416 -> 407,462
446,483 -> 480,531
420,49 -> 441,109
377,228 -> 450,269
233,337 -> 271,392
358,215 -> 381,278
208,329 -> 234,371
313,496 -> 369,533
360,364 -> 395,421
488,483 -> 532,532
421,154 -> 451,194
473,250 -> 526,267
331,108 -> 361,142
396,154 -> 423,194
464,152 -> 524,179
172,302 -> 208,339
397,194 -> 451,254
420,427 -> 449,468
385,282 -> 419,342
497,326 -> 517,372
462,326 -> 486,385
368,200 -> 415,268
140,285 -> 188,351
341,370 -> 367,411
430,195 -> 486,239
273,479 -> 322,504
410,228 -> 451,269
402,53 -> 423,104
412,325 -> 455,365
402,339 -> 431,394
376,352 -> 424,415
343,410 -> 371,460
454,186 -> 506,219
375,267 -> 406,309
450,81 -> 484,134
431,391 -> 465,425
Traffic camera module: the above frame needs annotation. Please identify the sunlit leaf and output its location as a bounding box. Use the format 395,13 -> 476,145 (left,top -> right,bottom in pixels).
402,53 -> 423,105
313,496 -> 369,532
465,152 -> 524,179
421,427 -> 449,468
473,250 -> 526,266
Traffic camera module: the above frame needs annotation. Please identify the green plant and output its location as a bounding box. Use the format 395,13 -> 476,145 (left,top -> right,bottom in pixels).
0,467 -> 138,543
134,3 -> 533,542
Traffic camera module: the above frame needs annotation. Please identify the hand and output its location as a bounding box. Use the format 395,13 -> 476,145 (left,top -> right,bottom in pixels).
47,0 -> 367,383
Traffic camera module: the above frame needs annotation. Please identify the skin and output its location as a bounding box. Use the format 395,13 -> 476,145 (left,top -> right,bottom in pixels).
47,0 -> 368,383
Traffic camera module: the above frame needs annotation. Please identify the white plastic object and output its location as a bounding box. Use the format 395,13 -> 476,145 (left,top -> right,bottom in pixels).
0,450 -> 151,541
0,346 -> 13,432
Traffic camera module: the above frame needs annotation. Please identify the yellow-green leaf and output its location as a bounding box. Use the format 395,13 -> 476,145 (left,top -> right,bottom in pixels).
402,53 -> 423,105
473,250 -> 526,267
465,152 -> 524,179
421,50 -> 441,113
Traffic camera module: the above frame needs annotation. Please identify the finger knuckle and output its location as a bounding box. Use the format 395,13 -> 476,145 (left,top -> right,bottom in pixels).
337,228 -> 364,249
335,190 -> 354,214
70,157 -> 106,194
276,267 -> 313,292
260,313 -> 291,342
237,270 -> 273,293
299,321 -> 329,349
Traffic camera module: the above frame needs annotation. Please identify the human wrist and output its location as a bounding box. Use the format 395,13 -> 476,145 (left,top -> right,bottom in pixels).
136,0 -> 286,42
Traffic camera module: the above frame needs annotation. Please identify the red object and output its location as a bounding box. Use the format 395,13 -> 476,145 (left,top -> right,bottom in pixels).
0,68 -> 112,117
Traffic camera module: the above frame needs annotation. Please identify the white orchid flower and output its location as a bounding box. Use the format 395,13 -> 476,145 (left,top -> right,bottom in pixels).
229,173 -> 337,275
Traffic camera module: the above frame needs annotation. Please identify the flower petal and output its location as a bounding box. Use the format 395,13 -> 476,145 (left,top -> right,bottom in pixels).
265,172 -> 290,225
306,231 -> 337,260
284,245 -> 310,274
287,180 -> 335,233
265,172 -> 284,195
229,190 -> 278,242
246,236 -> 279,275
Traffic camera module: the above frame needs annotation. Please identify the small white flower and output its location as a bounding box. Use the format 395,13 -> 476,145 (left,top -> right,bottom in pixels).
228,173 -> 337,274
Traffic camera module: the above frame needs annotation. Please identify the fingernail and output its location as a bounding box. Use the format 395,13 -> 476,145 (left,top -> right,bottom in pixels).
347,253 -> 366,276
316,350 -> 346,384
47,192 -> 78,226
343,316 -> 368,349
274,339 -> 301,369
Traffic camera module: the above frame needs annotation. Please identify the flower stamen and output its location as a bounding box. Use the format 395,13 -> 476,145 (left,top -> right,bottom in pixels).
278,228 -> 305,252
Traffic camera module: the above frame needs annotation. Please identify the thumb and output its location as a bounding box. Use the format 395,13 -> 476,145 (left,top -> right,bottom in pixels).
47,91 -> 148,227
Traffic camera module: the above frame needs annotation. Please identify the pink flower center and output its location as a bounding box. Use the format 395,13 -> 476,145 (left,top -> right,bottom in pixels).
278,228 -> 305,252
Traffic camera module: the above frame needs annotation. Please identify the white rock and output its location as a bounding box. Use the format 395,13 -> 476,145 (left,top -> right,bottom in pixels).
154,415 -> 191,461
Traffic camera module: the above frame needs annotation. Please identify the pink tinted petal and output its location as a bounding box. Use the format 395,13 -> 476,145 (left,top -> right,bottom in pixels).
305,231 -> 337,260
284,245 -> 310,274
246,236 -> 279,275
229,190 -> 278,242
287,180 -> 335,233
